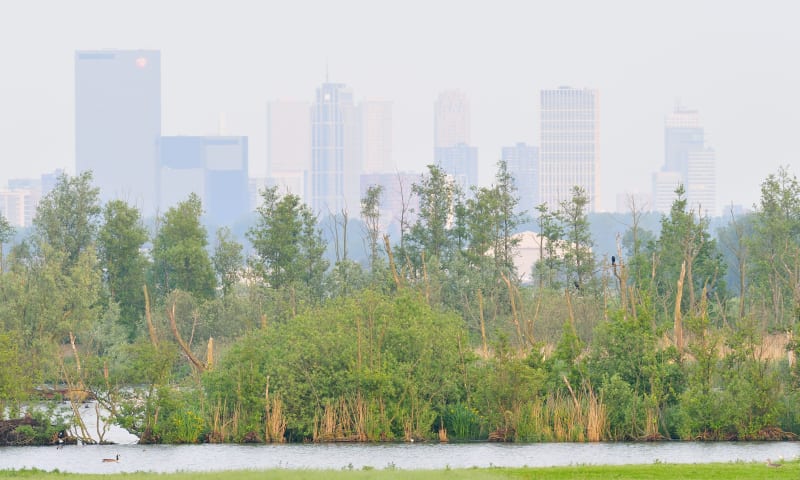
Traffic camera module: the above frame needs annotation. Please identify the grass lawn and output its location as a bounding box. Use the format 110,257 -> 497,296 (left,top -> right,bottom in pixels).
1,461 -> 798,480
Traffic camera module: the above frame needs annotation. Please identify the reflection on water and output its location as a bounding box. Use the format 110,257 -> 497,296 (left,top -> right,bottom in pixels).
1,442 -> 799,474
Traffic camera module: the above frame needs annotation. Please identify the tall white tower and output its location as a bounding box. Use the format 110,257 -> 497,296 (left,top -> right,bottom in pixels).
539,87 -> 599,211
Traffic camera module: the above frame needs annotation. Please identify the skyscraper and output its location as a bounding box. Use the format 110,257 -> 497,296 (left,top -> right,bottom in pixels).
502,142 -> 539,216
664,106 -> 704,182
434,90 -> 470,148
539,87 -> 599,212
75,50 -> 161,216
311,81 -> 359,215
359,100 -> 393,174
267,100 -> 311,200
434,90 -> 478,194
687,148 -> 716,216
655,104 -> 716,215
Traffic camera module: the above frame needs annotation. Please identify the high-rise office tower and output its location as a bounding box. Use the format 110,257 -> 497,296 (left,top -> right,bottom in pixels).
75,50 -> 161,216
434,90 -> 470,148
664,106 -> 703,182
434,90 -> 477,193
539,87 -> 599,212
686,148 -> 716,216
311,81 -> 359,215
267,100 -> 311,200
158,136 -> 249,227
654,104 -> 716,215
502,142 -> 539,216
359,100 -> 393,174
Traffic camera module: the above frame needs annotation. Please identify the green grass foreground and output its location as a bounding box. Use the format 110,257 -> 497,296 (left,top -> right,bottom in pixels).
2,462 -> 799,480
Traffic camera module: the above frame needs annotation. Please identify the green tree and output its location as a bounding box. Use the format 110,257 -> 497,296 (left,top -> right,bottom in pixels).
464,161 -> 523,275
247,186 -> 328,298
152,193 -> 216,299
32,171 -> 101,268
747,167 -> 800,329
98,199 -> 149,339
360,184 -> 384,269
534,203 -> 564,288
559,186 -> 595,288
652,185 -> 725,319
406,164 -> 460,269
0,213 -> 14,273
212,227 -> 244,297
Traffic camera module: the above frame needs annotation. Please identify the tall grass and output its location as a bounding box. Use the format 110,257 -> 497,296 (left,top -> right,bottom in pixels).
512,388 -> 609,442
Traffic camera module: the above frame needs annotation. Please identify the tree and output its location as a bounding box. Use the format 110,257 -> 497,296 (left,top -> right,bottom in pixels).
151,193 -> 216,299
464,160 -> 523,275
747,167 -> 800,329
559,186 -> 595,288
98,200 -> 149,339
32,171 -> 101,268
534,202 -> 564,288
212,227 -> 244,298
652,185 -> 724,319
361,184 -> 384,269
0,213 -> 14,273
247,186 -> 328,295
406,164 -> 460,269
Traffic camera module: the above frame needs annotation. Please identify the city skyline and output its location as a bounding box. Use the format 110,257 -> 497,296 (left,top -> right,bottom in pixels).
1,1 -> 798,214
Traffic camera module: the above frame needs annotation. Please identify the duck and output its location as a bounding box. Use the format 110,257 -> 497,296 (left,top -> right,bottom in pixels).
102,454 -> 120,463
766,458 -> 782,468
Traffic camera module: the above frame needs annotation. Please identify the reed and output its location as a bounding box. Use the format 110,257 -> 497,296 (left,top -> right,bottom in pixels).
512,388 -> 608,442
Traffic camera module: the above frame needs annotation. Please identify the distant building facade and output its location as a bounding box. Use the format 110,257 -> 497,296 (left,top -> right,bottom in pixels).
359,101 -> 393,174
75,50 -> 161,216
158,135 -> 249,226
311,82 -> 359,216
434,90 -> 478,194
654,104 -> 716,215
502,142 -> 539,216
434,90 -> 470,148
539,87 -> 599,212
0,189 -> 36,228
435,143 -> 478,193
267,100 -> 310,200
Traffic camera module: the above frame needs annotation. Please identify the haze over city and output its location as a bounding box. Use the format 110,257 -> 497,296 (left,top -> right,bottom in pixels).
1,0 -> 798,214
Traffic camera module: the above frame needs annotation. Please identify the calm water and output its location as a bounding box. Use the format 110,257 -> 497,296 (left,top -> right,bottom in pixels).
1,442 -> 799,473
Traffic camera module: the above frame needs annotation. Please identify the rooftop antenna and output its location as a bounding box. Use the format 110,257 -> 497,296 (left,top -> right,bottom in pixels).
218,112 -> 226,136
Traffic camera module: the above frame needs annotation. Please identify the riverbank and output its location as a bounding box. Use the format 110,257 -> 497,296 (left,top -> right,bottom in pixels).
2,461 -> 799,480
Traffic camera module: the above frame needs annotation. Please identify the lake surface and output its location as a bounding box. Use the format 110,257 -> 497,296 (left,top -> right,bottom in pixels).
2,442 -> 799,473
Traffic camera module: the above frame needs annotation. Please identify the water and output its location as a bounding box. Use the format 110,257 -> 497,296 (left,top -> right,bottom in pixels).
1,442 -> 798,473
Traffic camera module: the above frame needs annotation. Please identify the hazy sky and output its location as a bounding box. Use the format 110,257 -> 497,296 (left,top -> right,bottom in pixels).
1,0 -> 798,213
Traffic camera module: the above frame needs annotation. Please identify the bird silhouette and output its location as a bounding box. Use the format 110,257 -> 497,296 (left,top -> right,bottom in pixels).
102,454 -> 120,463
611,255 -> 616,266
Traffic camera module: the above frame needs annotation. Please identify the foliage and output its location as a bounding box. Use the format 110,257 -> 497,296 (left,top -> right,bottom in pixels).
212,227 -> 244,297
152,193 -> 216,300
32,171 -> 101,269
98,199 -> 149,339
205,291 -> 467,441
247,186 -> 328,303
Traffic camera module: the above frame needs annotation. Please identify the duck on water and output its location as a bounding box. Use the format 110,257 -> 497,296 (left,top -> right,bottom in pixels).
102,454 -> 119,463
